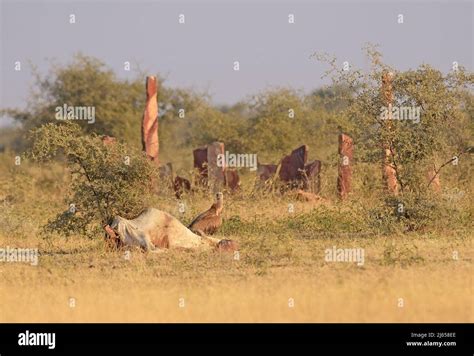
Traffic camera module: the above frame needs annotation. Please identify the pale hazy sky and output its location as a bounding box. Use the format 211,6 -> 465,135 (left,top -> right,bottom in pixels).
1,0 -> 472,120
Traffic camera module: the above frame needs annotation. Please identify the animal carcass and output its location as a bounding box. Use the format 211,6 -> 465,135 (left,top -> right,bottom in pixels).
105,208 -> 236,252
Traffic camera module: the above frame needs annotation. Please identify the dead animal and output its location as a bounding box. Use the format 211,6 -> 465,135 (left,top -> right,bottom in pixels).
104,208 -> 235,252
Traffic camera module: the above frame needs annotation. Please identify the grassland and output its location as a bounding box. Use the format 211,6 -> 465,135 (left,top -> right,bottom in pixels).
0,235 -> 472,323
0,152 -> 472,322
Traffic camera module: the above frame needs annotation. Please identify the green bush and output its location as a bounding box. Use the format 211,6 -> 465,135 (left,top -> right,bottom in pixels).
28,122 -> 158,237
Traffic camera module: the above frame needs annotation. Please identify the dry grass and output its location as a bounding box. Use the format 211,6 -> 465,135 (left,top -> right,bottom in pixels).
0,230 -> 472,323
0,153 -> 472,323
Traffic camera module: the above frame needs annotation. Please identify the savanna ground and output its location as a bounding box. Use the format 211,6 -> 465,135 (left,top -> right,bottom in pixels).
0,153 -> 472,323
0,51 -> 472,323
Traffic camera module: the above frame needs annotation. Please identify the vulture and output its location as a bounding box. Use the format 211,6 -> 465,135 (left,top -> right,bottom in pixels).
188,192 -> 224,235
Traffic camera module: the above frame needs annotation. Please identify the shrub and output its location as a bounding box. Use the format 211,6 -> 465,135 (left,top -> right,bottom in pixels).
28,122 -> 158,238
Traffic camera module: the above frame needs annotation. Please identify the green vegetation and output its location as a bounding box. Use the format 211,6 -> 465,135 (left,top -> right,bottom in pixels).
27,122 -> 158,237
0,47 -> 472,242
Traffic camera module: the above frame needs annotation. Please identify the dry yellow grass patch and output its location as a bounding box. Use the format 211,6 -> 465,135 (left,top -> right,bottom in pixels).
0,233 -> 471,323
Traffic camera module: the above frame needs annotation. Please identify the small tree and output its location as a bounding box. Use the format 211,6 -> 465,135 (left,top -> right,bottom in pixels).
28,122 -> 158,237
316,45 -> 473,192
315,45 -> 473,230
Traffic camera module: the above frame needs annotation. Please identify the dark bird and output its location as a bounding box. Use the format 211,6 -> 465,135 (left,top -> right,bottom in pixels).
173,176 -> 191,199
188,192 -> 224,235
